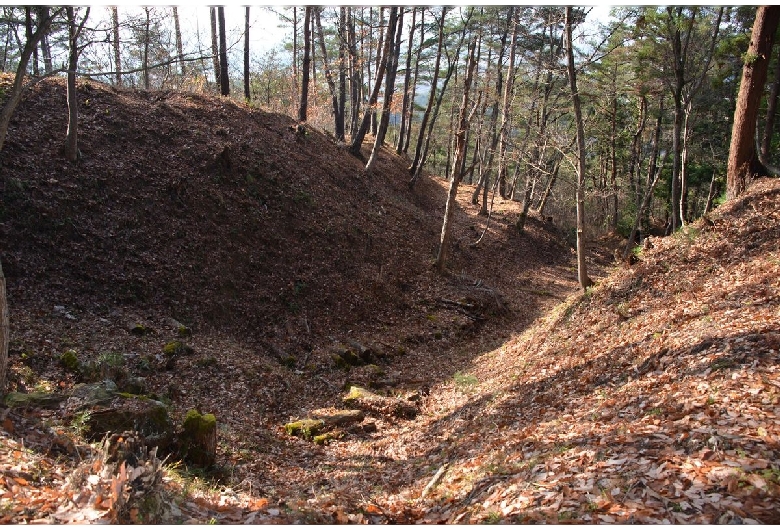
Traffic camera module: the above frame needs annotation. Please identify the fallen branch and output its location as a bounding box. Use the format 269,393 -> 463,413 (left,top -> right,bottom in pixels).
421,463 -> 448,499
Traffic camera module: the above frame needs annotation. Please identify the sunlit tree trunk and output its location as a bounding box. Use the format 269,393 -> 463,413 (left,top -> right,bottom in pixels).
408,8 -> 447,183
210,8 -> 220,88
497,7 -> 518,200
437,26 -> 478,272
173,7 -> 185,77
727,6 -> 780,198
111,7 -> 121,85
142,7 -> 150,90
396,7 -> 416,154
367,7 -> 402,171
65,6 -> 90,162
565,6 -> 593,290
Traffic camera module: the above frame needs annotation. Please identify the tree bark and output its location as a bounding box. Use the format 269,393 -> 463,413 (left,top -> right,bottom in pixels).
210,8 -> 220,89
565,6 -> 593,290
727,6 -> 780,199
298,7 -> 312,122
408,8 -> 447,181
142,7 -> 150,90
402,8 -> 424,155
760,39 -> 780,164
497,7 -> 518,200
65,6 -> 90,162
396,7 -> 416,155
315,7 -> 342,137
366,7 -> 402,171
173,7 -> 185,77
243,7 -> 250,100
218,7 -> 229,96
111,7 -> 121,85
348,6 -> 395,156
337,7 -> 347,142
437,27 -> 478,272
0,7 -> 56,153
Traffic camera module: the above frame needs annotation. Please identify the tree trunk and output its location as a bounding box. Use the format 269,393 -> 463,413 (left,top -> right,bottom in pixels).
403,8 -> 424,155
408,8 -> 447,181
396,7 -> 416,155
337,7 -> 347,142
760,38 -> 780,164
629,95 -> 648,208
497,7 -> 518,200
24,9 -> 39,76
173,7 -> 185,77
565,6 -> 593,290
65,7 -> 90,162
437,28 -> 478,272
218,7 -> 229,96
371,8 -> 386,136
366,7 -> 402,171
111,7 -> 121,85
347,8 -> 360,138
142,7 -> 150,90
348,6 -> 395,156
315,7 -> 341,136
210,8 -> 220,88
727,6 -> 780,199
298,7 -> 312,122
0,7 -> 55,153
244,7 -> 250,100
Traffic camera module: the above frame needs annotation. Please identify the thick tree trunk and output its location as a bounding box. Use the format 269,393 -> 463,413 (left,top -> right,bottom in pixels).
366,8 -> 402,171
727,6 -> 780,199
347,8 -> 360,138
111,7 -> 121,85
402,9 -> 424,155
566,6 -> 593,290
298,7 -> 312,122
760,37 -> 780,164
218,7 -> 229,96
437,29 -> 478,272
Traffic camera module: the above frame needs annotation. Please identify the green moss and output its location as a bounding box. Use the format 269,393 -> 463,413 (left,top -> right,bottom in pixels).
195,356 -> 218,368
130,324 -> 149,336
163,340 -> 193,357
183,409 -> 217,435
4,391 -> 66,408
284,419 -> 325,440
60,349 -> 80,371
177,325 -> 192,338
313,430 -> 342,445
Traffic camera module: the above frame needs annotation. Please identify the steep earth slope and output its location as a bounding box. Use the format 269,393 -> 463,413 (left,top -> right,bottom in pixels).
0,76 -> 587,522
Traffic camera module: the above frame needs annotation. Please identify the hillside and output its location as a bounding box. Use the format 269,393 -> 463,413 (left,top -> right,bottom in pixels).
1,76 -> 778,524
0,76 -> 589,522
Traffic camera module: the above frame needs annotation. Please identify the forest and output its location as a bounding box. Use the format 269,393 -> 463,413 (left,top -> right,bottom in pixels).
0,4 -> 779,524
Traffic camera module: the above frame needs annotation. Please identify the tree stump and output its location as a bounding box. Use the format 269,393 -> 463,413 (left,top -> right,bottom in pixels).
179,409 -> 217,468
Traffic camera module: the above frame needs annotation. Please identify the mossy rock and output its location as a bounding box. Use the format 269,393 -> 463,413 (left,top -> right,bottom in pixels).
343,386 -> 418,419
60,349 -> 80,372
162,340 -> 194,357
69,380 -> 119,405
179,409 -> 217,467
3,391 -> 67,409
313,430 -> 343,445
129,324 -> 150,336
284,419 -> 325,440
176,325 -> 192,338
